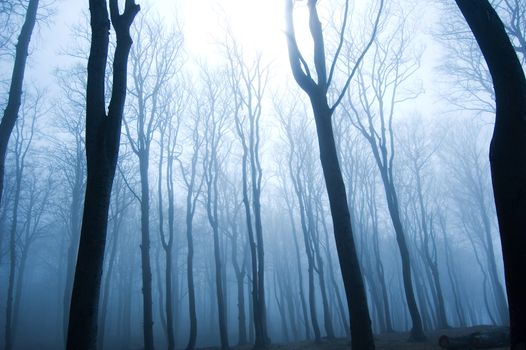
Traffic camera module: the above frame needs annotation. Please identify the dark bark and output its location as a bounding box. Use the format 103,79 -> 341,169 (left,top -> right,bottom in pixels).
66,1 -> 139,349
285,1 -> 376,348
0,0 -> 38,206
454,3 -> 526,346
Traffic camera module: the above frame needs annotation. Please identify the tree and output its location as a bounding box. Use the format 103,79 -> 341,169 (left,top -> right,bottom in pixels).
178,91 -> 205,350
66,0 -> 139,349
4,92 -> 38,350
202,67 -> 230,350
52,61 -> 87,345
0,0 -> 39,207
453,1 -> 526,348
157,84 -> 183,350
225,37 -> 269,349
122,15 -> 182,350
284,0 -> 382,348
342,12 -> 426,337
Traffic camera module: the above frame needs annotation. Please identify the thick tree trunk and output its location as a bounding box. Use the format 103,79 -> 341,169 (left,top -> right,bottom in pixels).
0,0 -> 38,205
311,96 -> 375,350
454,3 -> 526,347
66,1 -> 139,348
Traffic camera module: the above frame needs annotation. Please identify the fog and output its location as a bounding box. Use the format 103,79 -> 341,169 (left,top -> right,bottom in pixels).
0,0 -> 524,349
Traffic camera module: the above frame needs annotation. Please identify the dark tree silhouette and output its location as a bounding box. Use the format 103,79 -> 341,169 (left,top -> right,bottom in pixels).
66,0 -> 139,349
0,0 -> 39,206
454,1 -> 526,348
284,0 -> 382,348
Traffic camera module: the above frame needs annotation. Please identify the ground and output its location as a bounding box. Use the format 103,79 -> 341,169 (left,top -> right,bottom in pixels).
204,326 -> 510,350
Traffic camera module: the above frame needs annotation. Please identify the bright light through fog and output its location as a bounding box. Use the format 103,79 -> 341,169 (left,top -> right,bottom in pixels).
155,0 -> 289,58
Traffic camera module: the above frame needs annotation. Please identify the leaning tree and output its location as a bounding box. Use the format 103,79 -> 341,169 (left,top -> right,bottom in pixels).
453,1 -> 526,348
284,0 -> 382,348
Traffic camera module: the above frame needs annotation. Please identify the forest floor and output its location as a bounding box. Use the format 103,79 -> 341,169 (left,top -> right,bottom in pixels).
209,326 -> 509,350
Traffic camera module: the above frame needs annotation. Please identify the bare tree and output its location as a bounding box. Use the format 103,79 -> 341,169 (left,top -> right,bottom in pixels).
284,0 -> 382,347
157,84 -> 182,350
202,67 -> 230,350
225,37 -> 269,349
453,1 -> 526,348
4,92 -> 37,350
342,11 -> 427,337
66,0 -> 139,349
178,90 -> 205,350
122,15 -> 182,350
0,0 -> 38,207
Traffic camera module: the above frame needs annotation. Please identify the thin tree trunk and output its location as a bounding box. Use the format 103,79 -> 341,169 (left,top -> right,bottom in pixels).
4,156 -> 21,350
139,151 -> 155,350
381,178 -> 426,340
0,0 -> 39,205
98,209 -> 122,348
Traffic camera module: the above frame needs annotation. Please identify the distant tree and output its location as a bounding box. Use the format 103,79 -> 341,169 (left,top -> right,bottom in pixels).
398,119 -> 449,330
51,63 -> 87,345
201,67 -> 230,350
0,0 -> 39,207
453,0 -> 526,348
284,0 -> 382,348
178,91 -> 205,350
156,84 -> 183,350
225,37 -> 269,349
342,11 -> 427,337
66,0 -> 139,349
4,92 -> 38,350
441,124 -> 508,325
122,15 -> 182,350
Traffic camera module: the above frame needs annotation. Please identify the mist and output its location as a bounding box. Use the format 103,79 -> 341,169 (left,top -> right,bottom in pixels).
0,0 -> 524,349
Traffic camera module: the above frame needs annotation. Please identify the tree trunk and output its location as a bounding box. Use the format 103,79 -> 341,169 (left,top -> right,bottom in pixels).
66,1 -> 139,348
185,206 -> 197,350
0,0 -> 38,205
4,160 -> 22,350
138,151 -> 155,350
453,1 -> 526,347
311,96 -> 374,349
381,177 -> 426,341
98,209 -> 122,348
